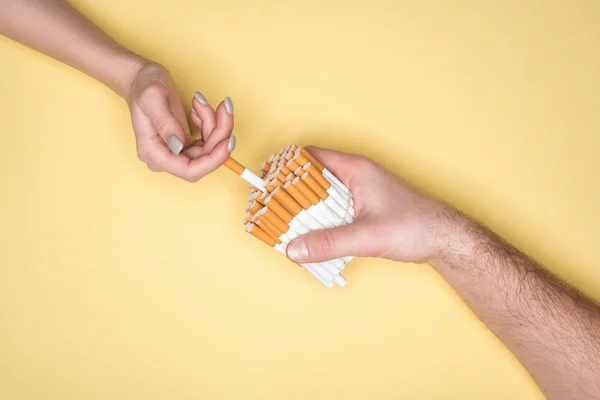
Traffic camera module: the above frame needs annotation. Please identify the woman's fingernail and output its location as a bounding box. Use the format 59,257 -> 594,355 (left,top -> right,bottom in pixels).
224,97 -> 234,114
167,134 -> 183,155
194,91 -> 208,105
191,107 -> 197,114
227,136 -> 236,153
287,241 -> 308,261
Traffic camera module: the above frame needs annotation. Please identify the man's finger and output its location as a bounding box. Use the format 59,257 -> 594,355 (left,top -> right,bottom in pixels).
286,221 -> 376,263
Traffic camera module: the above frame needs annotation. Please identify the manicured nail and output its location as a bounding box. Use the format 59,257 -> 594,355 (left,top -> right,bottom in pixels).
194,91 -> 208,105
191,107 -> 197,114
167,134 -> 183,155
227,136 -> 236,153
287,241 -> 308,261
224,97 -> 234,114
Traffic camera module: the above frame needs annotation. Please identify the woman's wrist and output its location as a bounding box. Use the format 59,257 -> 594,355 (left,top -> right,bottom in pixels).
108,51 -> 149,100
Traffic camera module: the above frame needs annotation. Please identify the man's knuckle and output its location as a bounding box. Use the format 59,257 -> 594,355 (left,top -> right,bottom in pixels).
317,231 -> 337,255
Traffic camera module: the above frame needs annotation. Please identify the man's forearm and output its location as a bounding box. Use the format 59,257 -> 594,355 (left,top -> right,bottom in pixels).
0,0 -> 145,98
430,211 -> 600,399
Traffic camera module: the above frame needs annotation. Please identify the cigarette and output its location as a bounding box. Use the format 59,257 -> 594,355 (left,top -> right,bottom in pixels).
241,145 -> 356,288
246,223 -> 334,288
301,171 -> 352,225
296,148 -> 351,198
224,157 -> 267,192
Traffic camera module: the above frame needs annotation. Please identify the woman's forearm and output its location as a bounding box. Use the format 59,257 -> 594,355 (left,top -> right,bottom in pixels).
0,0 -> 146,98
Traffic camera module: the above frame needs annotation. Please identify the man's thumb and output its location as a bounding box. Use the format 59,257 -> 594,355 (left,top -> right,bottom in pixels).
286,223 -> 368,263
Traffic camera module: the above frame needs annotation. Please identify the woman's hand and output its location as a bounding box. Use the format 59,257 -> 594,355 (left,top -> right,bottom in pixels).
127,62 -> 235,182
286,147 -> 459,263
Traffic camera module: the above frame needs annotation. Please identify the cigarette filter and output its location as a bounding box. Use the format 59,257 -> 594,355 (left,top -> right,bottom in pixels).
235,144 -> 355,289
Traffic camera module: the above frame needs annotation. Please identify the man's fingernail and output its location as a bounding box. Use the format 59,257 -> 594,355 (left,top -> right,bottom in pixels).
167,134 -> 183,155
228,136 -> 236,153
224,97 -> 234,114
287,241 -> 308,261
194,91 -> 208,105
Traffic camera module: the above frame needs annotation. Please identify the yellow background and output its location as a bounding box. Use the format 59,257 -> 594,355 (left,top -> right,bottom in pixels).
1,1 -> 599,398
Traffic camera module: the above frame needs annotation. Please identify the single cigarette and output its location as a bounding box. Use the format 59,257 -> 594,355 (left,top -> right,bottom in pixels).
284,151 -> 295,161
248,200 -> 262,213
291,177 -> 320,206
285,172 -> 295,182
272,186 -> 303,215
303,162 -> 331,191
264,195 -> 293,223
255,219 -> 282,244
283,181 -> 312,209
261,161 -> 271,174
224,157 -> 267,192
270,177 -> 283,191
280,165 -> 292,176
262,207 -> 290,234
286,158 -> 301,172
301,171 -> 328,199
275,168 -> 288,183
246,223 -> 277,248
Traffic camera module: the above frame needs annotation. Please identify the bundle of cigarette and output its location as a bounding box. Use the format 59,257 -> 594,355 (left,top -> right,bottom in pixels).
224,145 -> 355,288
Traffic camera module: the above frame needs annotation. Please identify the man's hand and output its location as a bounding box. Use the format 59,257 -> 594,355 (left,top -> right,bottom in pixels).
286,146 -> 455,264
127,63 -> 235,182
288,146 -> 600,399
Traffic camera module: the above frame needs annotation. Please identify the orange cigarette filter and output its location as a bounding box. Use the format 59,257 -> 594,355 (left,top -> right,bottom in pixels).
286,158 -> 301,172
246,223 -> 277,248
224,157 -> 245,174
286,173 -> 296,182
303,162 -> 331,190
272,186 -> 303,215
299,147 -> 324,171
301,172 -> 328,200
292,177 -> 320,206
265,196 -> 293,223
283,181 -> 312,209
275,169 -> 288,183
261,161 -> 271,174
257,213 -> 285,237
262,207 -> 290,233
255,219 -> 282,244
270,178 -> 283,191
280,165 -> 292,176
248,200 -> 262,213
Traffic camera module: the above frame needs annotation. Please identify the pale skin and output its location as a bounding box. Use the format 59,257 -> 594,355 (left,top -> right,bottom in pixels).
2,1 -> 599,399
0,0 -> 234,181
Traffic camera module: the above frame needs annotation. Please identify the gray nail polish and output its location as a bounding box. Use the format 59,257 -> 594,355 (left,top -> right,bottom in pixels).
191,107 -> 197,114
194,91 -> 208,105
224,97 -> 234,114
167,134 -> 183,155
228,136 -> 236,153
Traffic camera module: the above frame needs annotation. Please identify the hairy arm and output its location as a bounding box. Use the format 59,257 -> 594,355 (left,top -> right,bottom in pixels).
0,0 -> 145,97
288,147 -> 600,399
430,214 -> 600,399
